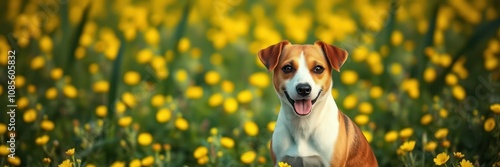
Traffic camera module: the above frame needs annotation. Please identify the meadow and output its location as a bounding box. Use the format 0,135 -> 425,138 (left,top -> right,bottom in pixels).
0,0 -> 499,166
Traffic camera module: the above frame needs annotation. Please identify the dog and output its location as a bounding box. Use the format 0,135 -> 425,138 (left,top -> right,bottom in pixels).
258,40 -> 378,167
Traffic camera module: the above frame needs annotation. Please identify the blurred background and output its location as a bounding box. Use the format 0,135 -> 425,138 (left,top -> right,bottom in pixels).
0,0 -> 500,166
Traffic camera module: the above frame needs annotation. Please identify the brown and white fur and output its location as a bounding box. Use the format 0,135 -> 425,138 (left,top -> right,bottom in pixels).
258,40 -> 378,167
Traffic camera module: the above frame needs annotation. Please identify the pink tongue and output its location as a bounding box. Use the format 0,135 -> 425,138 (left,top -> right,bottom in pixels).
294,100 -> 312,115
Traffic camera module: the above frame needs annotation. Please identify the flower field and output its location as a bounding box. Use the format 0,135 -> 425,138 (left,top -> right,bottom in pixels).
0,0 -> 500,166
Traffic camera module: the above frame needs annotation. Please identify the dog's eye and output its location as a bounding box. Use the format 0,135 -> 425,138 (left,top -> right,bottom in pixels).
313,65 -> 324,74
282,65 -> 294,73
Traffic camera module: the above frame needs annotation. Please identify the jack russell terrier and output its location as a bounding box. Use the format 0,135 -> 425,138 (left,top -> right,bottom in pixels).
258,40 -> 378,167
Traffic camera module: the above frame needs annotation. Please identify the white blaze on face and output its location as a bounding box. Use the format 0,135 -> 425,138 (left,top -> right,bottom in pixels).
285,52 -> 322,115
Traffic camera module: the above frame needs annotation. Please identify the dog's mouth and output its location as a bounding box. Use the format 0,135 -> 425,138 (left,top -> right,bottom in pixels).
284,90 -> 322,116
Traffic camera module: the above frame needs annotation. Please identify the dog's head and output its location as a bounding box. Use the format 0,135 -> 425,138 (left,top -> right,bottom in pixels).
258,40 -> 348,116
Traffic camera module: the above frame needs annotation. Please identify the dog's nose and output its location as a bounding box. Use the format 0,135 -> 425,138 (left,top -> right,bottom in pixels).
296,83 -> 311,96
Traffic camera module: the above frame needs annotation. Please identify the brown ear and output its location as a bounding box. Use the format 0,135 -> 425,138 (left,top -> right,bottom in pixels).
258,40 -> 290,71
315,41 -> 348,72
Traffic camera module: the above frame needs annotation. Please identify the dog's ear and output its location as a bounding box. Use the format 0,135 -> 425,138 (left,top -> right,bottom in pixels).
315,41 -> 348,72
258,40 -> 290,72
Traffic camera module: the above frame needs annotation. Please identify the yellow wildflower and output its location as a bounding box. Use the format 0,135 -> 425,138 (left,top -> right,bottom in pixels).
390,63 -> 403,75
237,90 -> 253,104
452,85 -> 466,100
240,151 -> 256,164
185,86 -> 203,99
92,80 -> 109,93
124,71 -> 141,86
362,130 -> 373,143
156,108 -> 172,123
65,148 -> 75,156
354,114 -> 369,126
484,117 -> 496,132
144,28 -> 160,46
445,73 -> 458,86
208,93 -> 224,107
63,85 -> 78,98
197,155 -> 209,165
193,146 -> 208,159
205,70 -> 221,85
138,133 -> 153,146
176,69 -> 188,82
384,130 -> 398,142
35,135 -> 50,145
267,121 -> 276,132
223,97 -> 238,114
118,116 -> 132,127
352,46 -> 369,62
340,70 -> 358,85
17,97 -> 29,109
439,109 -> 449,118
129,159 -> 141,167
175,117 -> 189,131
244,121 -> 259,137
249,72 -> 270,88
151,94 -> 165,107
0,145 -> 9,155
43,158 -> 51,164
122,92 -> 137,107
0,123 -> 6,134
358,102 -> 373,114
424,141 -> 437,152
89,63 -> 99,74
459,159 -> 473,167
7,156 -> 21,166
141,156 -> 154,166
221,80 -> 235,93
137,49 -> 154,64
399,128 -> 414,138
343,94 -> 358,110
420,114 -> 433,125
491,103 -> 500,114
23,109 -> 37,123
278,162 -> 291,167
31,55 -> 45,70
453,152 -> 464,159
51,68 -> 63,80
442,140 -> 451,148
399,140 -> 416,152
40,120 -> 55,131
391,30 -> 403,46
115,101 -> 126,114
220,137 -> 235,148
434,128 -> 449,139
95,105 -> 107,118
433,152 -> 449,165
110,161 -> 125,167
178,37 -> 190,53
423,67 -> 436,83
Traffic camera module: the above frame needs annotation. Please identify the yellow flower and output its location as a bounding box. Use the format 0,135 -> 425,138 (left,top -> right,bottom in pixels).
89,63 -> 99,74
141,156 -> 155,166
17,97 -> 29,109
491,103 -> 500,114
118,116 -> 133,127
75,46 -> 86,59
384,130 -> 398,143
176,69 -> 188,82
459,159 -> 473,167
115,101 -> 127,114
39,35 -> 53,53
138,133 -> 153,146
390,63 -> 403,75
221,80 -> 235,93
43,158 -> 52,164
40,120 -> 55,131
205,70 -> 221,85
23,109 -> 37,123
65,148 -> 75,156
343,94 -> 358,110
249,72 -> 270,88
7,156 -> 21,166
240,151 -> 257,164
122,92 -> 137,108
223,97 -> 238,114
178,37 -> 190,53
156,108 -> 172,123
434,128 -> 449,139
144,28 -> 160,46
278,161 -> 291,167
433,152 -> 450,165
197,155 -> 209,165
220,137 -> 235,148
0,123 -> 6,134
424,141 -> 437,152
110,161 -> 125,167
244,121 -> 259,137
151,94 -> 165,107
352,46 -> 369,62
237,90 -> 253,104
14,76 -> 25,88
445,73 -> 458,86
175,117 -> 189,131
362,130 -> 373,143
358,102 -> 373,114
208,93 -> 224,107
95,105 -> 107,118
0,145 -> 9,155
420,114 -> 433,125
185,86 -> 203,99
391,30 -> 404,46
35,135 -> 50,145
341,70 -> 358,85
354,114 -> 369,126
129,159 -> 141,167
63,85 -> 78,99
124,71 -> 141,86
439,109 -> 449,118
137,49 -> 154,64
268,121 -> 276,132
399,128 -> 414,138
423,67 -> 436,83
193,146 -> 208,159
31,55 -> 45,70
442,140 -> 451,148
93,80 -> 109,93
452,85 -> 466,100
484,117 -> 496,132
51,68 -> 63,80
399,140 -> 416,152
454,152 -> 464,159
